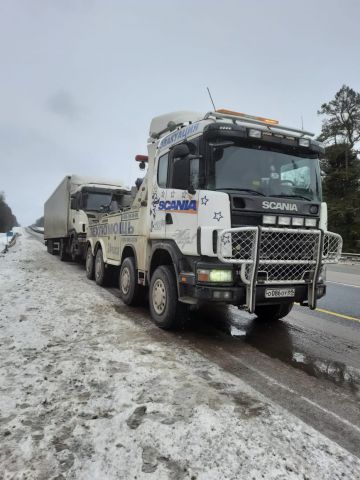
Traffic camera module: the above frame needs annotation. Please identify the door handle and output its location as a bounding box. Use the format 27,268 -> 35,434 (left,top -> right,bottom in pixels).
165,213 -> 173,225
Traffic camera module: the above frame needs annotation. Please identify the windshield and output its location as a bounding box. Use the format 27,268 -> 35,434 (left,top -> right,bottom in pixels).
209,143 -> 322,202
82,192 -> 113,211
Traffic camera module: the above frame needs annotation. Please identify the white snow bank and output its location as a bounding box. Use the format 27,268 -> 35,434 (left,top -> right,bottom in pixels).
0,232 -> 359,480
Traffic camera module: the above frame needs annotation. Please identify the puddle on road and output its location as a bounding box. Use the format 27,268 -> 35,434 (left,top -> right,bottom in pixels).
191,304 -> 360,395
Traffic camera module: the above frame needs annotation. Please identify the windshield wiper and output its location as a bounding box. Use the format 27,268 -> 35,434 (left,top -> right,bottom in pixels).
216,188 -> 266,196
269,194 -> 311,201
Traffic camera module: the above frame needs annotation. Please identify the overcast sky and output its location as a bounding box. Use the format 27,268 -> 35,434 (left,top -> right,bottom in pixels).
1,0 -> 359,226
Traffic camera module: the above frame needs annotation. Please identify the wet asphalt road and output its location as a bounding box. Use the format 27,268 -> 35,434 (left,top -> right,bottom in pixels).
27,229 -> 360,457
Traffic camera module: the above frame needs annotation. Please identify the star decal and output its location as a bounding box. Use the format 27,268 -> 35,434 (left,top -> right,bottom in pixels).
222,234 -> 231,245
213,211 -> 223,222
201,195 -> 209,206
181,191 -> 187,199
170,190 -> 175,198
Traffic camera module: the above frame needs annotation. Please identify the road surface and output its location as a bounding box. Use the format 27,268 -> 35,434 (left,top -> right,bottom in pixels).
5,228 -> 358,479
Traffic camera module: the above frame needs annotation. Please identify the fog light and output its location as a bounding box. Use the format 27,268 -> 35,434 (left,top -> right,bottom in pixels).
292,217 -> 304,226
305,218 -> 317,227
278,216 -> 291,226
263,215 -> 277,225
209,270 -> 233,282
249,129 -> 261,139
299,138 -> 310,147
213,290 -> 233,300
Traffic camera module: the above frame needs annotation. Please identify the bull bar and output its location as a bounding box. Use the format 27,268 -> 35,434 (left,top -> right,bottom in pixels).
217,226 -> 343,313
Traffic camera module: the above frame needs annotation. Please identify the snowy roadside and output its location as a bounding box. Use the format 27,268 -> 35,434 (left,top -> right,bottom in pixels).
1,230 -> 359,480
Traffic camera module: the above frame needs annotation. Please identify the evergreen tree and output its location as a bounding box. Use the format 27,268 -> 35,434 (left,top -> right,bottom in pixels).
318,85 -> 360,252
0,192 -> 19,233
321,144 -> 360,251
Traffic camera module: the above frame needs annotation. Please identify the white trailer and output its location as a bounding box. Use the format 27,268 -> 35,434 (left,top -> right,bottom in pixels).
85,109 -> 343,328
44,175 -> 130,261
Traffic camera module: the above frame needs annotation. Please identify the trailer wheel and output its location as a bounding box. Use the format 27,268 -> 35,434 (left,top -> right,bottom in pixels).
255,302 -> 294,321
47,240 -> 54,255
94,248 -> 109,286
59,239 -> 68,262
85,246 -> 95,280
119,257 -> 143,306
149,265 -> 188,330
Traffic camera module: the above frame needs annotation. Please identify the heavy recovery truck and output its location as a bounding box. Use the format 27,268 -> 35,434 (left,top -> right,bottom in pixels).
85,109 -> 343,329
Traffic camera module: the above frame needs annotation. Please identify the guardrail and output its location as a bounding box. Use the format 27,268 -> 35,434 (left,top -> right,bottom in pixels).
1,233 -> 18,254
341,252 -> 360,263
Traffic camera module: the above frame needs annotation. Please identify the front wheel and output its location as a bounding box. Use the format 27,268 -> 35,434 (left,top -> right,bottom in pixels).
255,302 -> 294,321
85,246 -> 95,280
70,237 -> 80,263
59,239 -> 68,262
149,265 -> 188,330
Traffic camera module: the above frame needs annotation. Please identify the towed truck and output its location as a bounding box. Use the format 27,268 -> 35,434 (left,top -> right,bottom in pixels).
44,175 -> 130,261
84,109 -> 343,328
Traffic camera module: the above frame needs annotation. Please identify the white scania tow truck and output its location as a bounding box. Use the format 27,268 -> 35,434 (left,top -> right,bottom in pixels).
85,109 -> 343,329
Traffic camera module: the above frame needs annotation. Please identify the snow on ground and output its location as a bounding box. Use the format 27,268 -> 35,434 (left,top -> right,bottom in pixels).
0,233 -> 8,250
1,230 -> 359,480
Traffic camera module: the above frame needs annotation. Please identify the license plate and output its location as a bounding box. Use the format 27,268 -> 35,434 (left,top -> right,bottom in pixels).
265,288 -> 295,299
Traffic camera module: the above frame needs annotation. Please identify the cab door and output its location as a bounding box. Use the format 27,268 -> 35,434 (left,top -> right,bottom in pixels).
165,147 -> 200,256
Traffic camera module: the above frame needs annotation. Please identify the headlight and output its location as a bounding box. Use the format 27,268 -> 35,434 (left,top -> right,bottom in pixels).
292,217 -> 304,226
305,218 -> 317,227
278,216 -> 291,226
197,269 -> 233,283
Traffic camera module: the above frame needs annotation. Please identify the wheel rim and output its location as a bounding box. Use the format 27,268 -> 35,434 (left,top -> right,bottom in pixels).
95,253 -> 102,280
152,278 -> 167,315
120,266 -> 131,295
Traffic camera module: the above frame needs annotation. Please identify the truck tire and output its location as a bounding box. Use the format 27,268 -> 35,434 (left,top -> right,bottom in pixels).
59,239 -> 68,262
255,302 -> 294,321
70,237 -> 79,263
85,246 -> 95,280
119,257 -> 143,306
47,240 -> 54,255
94,248 -> 109,286
149,265 -> 188,330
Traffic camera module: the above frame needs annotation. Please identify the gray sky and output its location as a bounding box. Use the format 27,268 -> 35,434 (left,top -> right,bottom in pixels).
1,0 -> 359,226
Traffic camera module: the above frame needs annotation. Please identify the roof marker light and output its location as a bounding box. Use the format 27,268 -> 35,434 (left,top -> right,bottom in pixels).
249,129 -> 262,139
135,155 -> 148,162
216,109 -> 279,125
299,138 -> 310,147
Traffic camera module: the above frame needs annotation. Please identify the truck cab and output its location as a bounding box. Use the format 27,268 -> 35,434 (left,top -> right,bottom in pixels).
86,110 -> 342,328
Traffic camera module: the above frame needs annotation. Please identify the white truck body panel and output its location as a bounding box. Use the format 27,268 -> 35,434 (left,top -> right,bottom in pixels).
44,176 -> 70,240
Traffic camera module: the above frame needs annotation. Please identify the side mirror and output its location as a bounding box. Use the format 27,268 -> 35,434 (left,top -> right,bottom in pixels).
172,143 -> 190,158
70,196 -> 78,210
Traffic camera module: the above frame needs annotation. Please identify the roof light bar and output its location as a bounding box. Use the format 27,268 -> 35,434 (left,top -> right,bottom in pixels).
216,109 -> 279,125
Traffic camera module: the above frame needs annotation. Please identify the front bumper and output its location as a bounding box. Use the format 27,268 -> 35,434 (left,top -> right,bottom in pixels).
179,282 -> 326,305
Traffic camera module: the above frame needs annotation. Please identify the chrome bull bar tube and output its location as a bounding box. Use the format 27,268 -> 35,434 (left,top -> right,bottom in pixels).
217,226 -> 343,313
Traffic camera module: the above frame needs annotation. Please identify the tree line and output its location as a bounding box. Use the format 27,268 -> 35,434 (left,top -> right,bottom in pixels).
0,192 -> 18,233
318,85 -> 360,252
